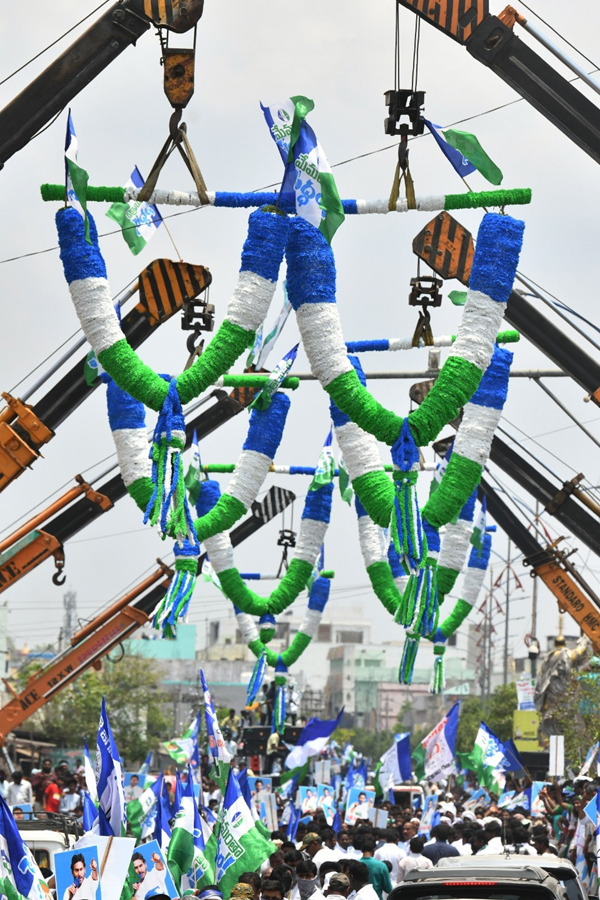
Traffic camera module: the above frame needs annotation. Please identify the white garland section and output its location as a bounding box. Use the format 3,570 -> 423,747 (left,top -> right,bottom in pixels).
438,518 -> 474,573
112,429 -> 151,487
124,188 -> 448,213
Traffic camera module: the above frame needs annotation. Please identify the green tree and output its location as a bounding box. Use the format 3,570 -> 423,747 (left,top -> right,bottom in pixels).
16,654 -> 171,766
456,696 -> 483,753
547,671 -> 600,769
486,682 -> 517,740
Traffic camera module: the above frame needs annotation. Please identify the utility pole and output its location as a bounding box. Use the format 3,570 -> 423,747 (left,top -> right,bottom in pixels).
503,539 -> 511,685
531,500 -> 539,678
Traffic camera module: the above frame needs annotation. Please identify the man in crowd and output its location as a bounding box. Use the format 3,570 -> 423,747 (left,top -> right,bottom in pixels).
7,770 -> 32,807
374,828 -> 406,882
301,833 -> 339,874
421,824 -> 460,864
359,836 -> 393,900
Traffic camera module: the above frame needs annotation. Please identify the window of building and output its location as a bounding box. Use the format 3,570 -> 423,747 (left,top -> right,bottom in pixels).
447,633 -> 457,647
209,621 -> 220,644
317,624 -> 332,642
364,658 -> 381,667
337,630 -> 363,644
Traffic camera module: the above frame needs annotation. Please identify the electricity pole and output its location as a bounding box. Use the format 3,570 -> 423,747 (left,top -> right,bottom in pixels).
503,539 -> 511,685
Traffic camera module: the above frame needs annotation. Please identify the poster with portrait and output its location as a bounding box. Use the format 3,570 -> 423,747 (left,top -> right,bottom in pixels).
344,787 -> 375,824
123,772 -> 144,804
299,785 -> 318,815
127,840 -> 178,900
55,845 -> 103,900
248,776 -> 272,812
316,783 -> 335,825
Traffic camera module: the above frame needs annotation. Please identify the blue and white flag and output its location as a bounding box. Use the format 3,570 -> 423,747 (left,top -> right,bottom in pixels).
378,733 -> 412,793
138,750 -> 153,783
424,119 -> 476,178
200,669 -> 232,764
285,708 -> 344,769
413,702 -> 460,782
154,778 -> 173,854
0,794 -> 49,899
83,737 -> 98,803
65,109 -> 90,242
286,802 -> 302,841
82,791 -> 99,832
95,696 -> 127,836
579,742 -> 600,778
261,97 -> 344,244
106,166 -> 163,255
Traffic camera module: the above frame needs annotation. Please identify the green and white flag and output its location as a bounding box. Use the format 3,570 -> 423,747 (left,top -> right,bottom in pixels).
106,166 -> 163,255
250,344 -> 298,411
458,722 -> 510,793
254,286 -> 293,369
126,781 -> 160,841
412,702 -> 459,782
163,712 -> 200,766
214,769 -> 275,897
168,768 -> 214,894
261,97 -> 345,244
65,109 -> 91,243
470,495 -> 487,553
338,455 -> 353,505
202,557 -> 222,591
309,429 -> 335,491
442,128 -> 503,185
184,429 -> 204,505
429,454 -> 448,497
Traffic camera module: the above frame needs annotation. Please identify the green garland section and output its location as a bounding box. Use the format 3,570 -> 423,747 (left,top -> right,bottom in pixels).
352,471 -> 394,528
422,455 -> 483,529
444,188 -> 531,209
249,631 -> 312,668
222,374 -> 299,390
218,558 -> 314,616
326,369 -> 403,444
41,183 -> 126,202
128,477 -> 154,513
437,597 -> 473,638
408,357 -> 481,447
367,562 -> 401,616
97,318 -> 254,412
437,565 -> 459,598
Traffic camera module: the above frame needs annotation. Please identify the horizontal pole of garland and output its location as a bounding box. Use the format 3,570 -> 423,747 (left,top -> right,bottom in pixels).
239,569 -> 335,580
199,463 -> 435,474
345,330 -> 520,352
40,183 -> 532,212
218,374 -> 299,389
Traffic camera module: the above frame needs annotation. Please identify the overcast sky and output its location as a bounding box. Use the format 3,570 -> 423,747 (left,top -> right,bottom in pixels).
1,0 -> 600,682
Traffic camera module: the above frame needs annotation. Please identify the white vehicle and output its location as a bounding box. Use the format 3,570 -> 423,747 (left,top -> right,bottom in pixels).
16,812 -> 82,872
435,854 -> 586,900
391,784 -> 424,810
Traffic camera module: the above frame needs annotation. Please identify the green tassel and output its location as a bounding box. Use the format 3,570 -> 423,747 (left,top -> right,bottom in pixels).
430,645 -> 446,694
399,632 -> 420,684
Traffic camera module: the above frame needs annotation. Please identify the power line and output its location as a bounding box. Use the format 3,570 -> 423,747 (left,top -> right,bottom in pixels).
0,0 -> 113,87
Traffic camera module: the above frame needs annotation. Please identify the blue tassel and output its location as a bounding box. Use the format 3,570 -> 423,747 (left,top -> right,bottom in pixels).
152,538 -> 199,638
390,419 -> 426,575
399,633 -> 420,685
273,656 -> 288,735
145,378 -> 194,545
247,651 -> 268,704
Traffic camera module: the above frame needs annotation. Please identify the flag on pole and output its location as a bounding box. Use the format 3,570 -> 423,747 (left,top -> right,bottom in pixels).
338,455 -> 353,505
106,166 -> 163,255
168,767 -> 214,894
412,702 -> 460,782
82,791 -> 99,832
261,97 -> 345,244
83,738 -> 98,803
200,669 -> 232,764
247,290 -> 292,371
127,776 -> 162,842
457,721 -> 520,792
163,712 -> 201,766
285,708 -> 344,769
95,696 -> 127,836
65,109 -> 91,243
201,557 -> 222,592
0,794 -> 50,899
424,120 -> 476,178
579,742 -> 600,778
250,344 -> 299,411
153,779 -> 172,855
184,430 -> 204,506
137,751 -> 153,784
442,128 -> 503,185
429,453 -> 449,497
470,496 -> 487,553
309,429 -> 335,491
214,770 -> 275,896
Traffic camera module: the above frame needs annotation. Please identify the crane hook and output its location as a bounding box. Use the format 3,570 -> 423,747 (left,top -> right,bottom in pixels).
52,570 -> 67,586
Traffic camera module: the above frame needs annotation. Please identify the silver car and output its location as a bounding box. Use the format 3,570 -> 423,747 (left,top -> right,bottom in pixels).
434,854 -> 587,900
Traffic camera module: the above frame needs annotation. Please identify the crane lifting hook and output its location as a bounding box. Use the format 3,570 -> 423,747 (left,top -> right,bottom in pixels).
52,549 -> 66,586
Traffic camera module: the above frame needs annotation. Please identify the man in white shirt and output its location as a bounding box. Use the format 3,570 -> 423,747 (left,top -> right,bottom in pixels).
7,771 -> 33,807
347,860 -> 378,900
374,828 -> 406,883
396,838 -> 433,881
62,853 -> 99,900
334,832 -> 361,860
125,774 -> 143,804
132,851 -> 169,899
301,834 -> 340,875
296,859 -> 327,900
